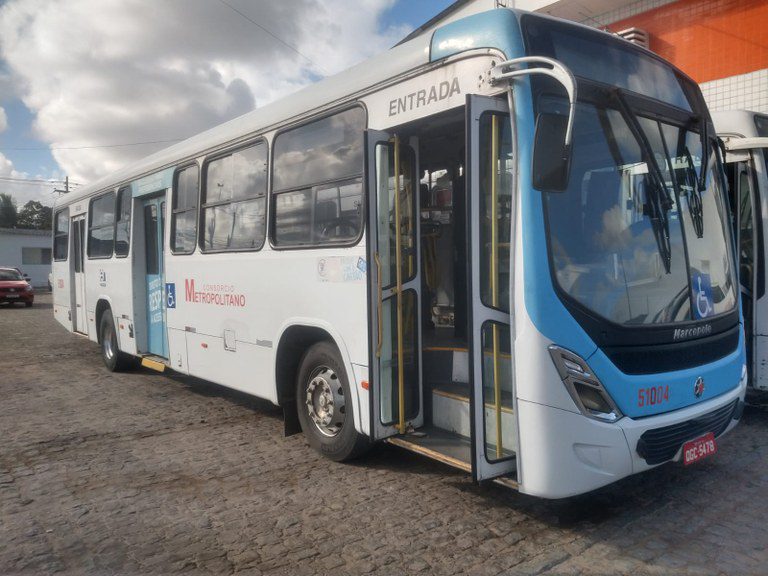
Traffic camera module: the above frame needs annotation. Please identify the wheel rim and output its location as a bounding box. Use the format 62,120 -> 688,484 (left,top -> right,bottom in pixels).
304,365 -> 345,437
103,324 -> 115,361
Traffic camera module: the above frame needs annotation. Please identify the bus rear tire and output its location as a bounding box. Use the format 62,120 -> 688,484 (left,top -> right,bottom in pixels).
296,341 -> 369,462
99,312 -> 134,372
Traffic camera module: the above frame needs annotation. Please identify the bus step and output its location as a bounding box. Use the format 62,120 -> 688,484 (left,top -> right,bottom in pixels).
387,425 -> 472,472
431,382 -> 517,449
140,356 -> 168,372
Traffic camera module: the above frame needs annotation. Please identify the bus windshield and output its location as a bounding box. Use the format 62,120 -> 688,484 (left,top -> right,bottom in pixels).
542,96 -> 737,325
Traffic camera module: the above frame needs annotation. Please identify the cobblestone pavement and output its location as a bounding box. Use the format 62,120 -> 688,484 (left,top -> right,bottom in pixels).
1,294 -> 767,575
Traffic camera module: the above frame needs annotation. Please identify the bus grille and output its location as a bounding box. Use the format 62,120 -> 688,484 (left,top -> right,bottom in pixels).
636,399 -> 738,465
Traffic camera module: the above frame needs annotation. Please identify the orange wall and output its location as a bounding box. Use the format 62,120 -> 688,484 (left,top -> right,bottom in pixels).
607,0 -> 768,83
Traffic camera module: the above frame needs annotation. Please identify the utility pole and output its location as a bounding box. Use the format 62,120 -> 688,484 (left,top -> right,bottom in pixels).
53,176 -> 69,195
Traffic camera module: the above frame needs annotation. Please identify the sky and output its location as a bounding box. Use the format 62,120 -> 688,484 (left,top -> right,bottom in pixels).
0,0 -> 455,208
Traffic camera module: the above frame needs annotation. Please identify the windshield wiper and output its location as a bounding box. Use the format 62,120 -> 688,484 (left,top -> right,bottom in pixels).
683,146 -> 704,238
697,115 -> 709,192
612,90 -> 673,273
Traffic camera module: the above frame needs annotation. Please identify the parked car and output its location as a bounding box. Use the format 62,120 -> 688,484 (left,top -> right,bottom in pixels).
0,267 -> 34,307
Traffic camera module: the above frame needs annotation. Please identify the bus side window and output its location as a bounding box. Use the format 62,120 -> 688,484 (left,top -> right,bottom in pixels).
737,163 -> 755,292
271,106 -> 366,247
171,164 -> 199,254
115,186 -> 131,257
200,143 -> 267,252
53,208 -> 70,261
88,192 -> 116,258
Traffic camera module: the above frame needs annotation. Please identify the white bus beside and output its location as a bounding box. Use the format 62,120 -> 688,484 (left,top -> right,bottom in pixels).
52,9 -> 747,498
714,110 -> 768,391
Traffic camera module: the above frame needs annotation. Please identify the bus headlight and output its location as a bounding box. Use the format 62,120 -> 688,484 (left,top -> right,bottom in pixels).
548,345 -> 623,423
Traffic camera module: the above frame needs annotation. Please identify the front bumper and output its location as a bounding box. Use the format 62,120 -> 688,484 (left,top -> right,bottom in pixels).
0,292 -> 33,304
517,370 -> 747,499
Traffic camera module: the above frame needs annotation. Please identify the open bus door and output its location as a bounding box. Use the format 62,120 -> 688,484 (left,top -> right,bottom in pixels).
71,214 -> 88,335
466,94 -> 519,481
365,130 -> 424,439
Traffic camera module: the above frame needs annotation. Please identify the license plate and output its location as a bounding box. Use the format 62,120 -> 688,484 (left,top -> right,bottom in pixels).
683,432 -> 717,465
5,294 -> 19,299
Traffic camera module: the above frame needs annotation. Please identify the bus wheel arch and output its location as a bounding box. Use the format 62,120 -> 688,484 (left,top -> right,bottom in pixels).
294,340 -> 370,461
95,299 -> 134,372
275,325 -> 365,450
95,299 -> 112,345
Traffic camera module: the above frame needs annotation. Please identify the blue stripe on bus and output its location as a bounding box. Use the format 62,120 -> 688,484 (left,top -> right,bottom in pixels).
431,9 -> 744,418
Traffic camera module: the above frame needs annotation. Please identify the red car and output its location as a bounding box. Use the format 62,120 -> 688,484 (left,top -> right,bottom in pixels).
0,267 -> 34,307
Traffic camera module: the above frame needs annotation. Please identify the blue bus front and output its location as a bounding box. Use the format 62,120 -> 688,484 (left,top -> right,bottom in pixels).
436,11 -> 746,497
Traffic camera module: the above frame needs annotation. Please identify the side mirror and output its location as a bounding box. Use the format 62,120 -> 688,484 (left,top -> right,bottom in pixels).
532,113 -> 571,192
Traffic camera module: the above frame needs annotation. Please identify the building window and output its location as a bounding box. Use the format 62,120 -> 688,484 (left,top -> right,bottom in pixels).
272,107 -> 365,247
53,208 -> 69,261
115,186 -> 131,257
88,192 -> 115,258
22,247 -> 52,265
171,164 -> 199,254
201,142 -> 267,252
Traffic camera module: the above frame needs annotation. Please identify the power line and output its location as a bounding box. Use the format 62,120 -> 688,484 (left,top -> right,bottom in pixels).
0,176 -> 82,186
0,138 -> 183,152
216,0 -> 327,76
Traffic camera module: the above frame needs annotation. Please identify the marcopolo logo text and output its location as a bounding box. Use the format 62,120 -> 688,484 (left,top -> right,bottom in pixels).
672,324 -> 712,341
388,78 -> 461,117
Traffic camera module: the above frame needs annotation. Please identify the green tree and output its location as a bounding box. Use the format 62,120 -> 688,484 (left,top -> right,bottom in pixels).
17,200 -> 53,230
0,193 -> 17,228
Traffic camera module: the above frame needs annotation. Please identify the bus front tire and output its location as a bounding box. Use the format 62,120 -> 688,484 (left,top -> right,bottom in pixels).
296,342 -> 369,462
99,313 -> 134,372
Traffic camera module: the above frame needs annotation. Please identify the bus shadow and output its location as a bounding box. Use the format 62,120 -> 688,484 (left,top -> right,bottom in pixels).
137,367 -> 283,418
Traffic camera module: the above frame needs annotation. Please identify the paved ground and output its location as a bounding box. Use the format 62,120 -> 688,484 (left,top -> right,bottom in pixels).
1,293 -> 767,575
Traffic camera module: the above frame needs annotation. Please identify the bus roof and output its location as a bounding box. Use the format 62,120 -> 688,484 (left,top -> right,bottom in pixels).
712,110 -> 768,139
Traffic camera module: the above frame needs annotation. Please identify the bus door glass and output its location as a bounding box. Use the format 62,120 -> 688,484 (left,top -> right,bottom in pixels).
467,95 -> 518,481
142,196 -> 168,358
727,156 -> 760,379
366,130 -> 423,439
72,215 -> 87,335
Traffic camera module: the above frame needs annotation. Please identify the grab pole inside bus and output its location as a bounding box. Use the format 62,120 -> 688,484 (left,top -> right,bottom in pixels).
392,134 -> 406,435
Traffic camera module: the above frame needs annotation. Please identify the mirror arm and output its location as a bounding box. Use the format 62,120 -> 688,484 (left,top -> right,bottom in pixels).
490,56 -> 577,153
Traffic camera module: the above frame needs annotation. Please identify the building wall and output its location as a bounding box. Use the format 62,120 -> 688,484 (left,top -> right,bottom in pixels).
603,0 -> 768,113
0,230 -> 52,288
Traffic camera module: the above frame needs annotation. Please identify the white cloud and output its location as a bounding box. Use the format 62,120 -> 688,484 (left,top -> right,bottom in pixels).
0,106 -> 6,133
0,0 -> 409,184
0,152 -> 61,207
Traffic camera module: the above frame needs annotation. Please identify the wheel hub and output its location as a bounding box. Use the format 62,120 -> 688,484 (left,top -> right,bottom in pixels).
305,366 -> 345,437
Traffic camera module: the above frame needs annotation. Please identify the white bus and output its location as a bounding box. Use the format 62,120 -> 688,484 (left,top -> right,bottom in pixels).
52,9 -> 747,498
714,110 -> 768,391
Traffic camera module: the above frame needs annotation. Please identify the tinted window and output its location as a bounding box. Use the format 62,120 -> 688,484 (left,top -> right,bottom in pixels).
202,143 -> 267,251
115,187 -> 131,257
88,193 -> 115,258
274,179 -> 363,246
273,107 -> 365,191
755,115 -> 768,137
0,269 -> 23,280
272,108 -> 365,247
54,208 -> 69,261
522,14 -> 693,111
171,165 -> 199,254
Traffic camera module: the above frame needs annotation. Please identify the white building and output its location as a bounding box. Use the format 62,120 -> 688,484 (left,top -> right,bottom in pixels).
0,228 -> 52,288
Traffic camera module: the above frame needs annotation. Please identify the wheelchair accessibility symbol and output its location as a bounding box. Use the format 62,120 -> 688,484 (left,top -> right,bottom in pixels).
693,273 -> 713,319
